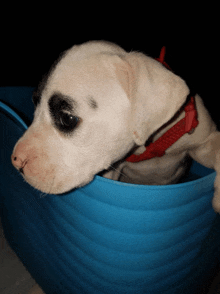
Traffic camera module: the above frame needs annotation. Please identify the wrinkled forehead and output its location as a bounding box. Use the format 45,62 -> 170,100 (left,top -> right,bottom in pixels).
45,55 -> 114,99
34,53 -> 129,115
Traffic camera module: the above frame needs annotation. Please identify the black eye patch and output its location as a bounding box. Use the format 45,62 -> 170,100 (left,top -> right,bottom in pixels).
48,93 -> 80,134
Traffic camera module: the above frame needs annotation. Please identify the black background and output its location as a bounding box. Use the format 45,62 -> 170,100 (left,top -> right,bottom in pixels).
1,16 -> 218,124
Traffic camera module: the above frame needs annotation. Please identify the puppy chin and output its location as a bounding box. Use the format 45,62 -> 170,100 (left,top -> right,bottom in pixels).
52,178 -> 95,195
25,173 -> 95,195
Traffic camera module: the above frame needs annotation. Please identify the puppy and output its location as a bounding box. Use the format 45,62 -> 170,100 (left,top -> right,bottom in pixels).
11,41 -> 220,212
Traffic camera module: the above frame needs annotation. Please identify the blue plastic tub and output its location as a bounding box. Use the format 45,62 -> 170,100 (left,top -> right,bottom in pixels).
0,87 -> 220,294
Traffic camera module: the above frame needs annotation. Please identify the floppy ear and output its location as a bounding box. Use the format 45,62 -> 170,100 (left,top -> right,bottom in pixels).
124,52 -> 190,146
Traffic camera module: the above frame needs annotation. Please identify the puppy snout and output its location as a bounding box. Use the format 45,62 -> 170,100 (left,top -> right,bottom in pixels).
11,150 -> 28,175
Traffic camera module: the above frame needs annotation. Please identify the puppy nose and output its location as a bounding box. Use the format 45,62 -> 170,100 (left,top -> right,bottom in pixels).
11,154 -> 26,174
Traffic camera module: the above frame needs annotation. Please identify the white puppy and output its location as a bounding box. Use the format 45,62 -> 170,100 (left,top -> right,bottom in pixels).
11,41 -> 220,212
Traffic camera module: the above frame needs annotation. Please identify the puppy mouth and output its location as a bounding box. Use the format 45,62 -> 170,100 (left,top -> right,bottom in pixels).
19,167 -> 24,175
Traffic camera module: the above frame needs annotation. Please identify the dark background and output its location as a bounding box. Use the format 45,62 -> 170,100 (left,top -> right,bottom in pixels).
1,19 -> 218,124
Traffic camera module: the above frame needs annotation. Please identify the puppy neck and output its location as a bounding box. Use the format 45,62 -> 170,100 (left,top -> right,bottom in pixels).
133,93 -> 196,156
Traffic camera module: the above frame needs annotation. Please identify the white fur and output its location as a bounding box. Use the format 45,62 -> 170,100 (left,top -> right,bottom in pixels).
12,42 -> 134,193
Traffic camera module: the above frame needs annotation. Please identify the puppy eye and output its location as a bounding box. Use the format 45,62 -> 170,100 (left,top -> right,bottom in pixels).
59,112 -> 79,131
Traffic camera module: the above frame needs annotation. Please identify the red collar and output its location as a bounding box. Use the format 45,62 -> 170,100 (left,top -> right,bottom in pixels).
126,96 -> 198,163
126,47 -> 199,163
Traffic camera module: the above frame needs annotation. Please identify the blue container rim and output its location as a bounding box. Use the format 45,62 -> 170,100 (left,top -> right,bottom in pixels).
93,170 -> 216,190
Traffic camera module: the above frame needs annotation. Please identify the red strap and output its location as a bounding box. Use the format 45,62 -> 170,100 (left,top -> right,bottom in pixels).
126,47 -> 199,163
126,97 -> 198,163
155,46 -> 171,70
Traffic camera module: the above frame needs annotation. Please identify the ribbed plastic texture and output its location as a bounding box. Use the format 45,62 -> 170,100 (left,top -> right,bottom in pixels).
1,87 -> 220,294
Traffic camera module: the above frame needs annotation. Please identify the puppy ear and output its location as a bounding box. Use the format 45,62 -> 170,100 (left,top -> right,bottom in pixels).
124,52 -> 190,146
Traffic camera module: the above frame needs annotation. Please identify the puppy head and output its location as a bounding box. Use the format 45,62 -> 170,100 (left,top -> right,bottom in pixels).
11,42 -> 189,194
11,52 -> 134,194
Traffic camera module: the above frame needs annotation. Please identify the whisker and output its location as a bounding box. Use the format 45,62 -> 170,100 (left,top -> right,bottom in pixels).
109,164 -> 131,181
40,191 -> 47,198
32,182 -> 48,198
